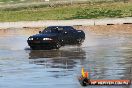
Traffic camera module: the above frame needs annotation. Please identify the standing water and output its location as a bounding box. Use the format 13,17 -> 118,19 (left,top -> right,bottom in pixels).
0,26 -> 132,88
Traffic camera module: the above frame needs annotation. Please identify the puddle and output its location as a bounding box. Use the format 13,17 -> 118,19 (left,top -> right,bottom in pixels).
0,27 -> 132,88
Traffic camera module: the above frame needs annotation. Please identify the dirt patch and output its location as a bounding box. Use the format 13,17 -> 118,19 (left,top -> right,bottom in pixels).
0,24 -> 132,36
75,24 -> 132,34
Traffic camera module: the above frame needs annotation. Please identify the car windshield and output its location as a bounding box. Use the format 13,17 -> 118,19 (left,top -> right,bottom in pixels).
42,27 -> 63,33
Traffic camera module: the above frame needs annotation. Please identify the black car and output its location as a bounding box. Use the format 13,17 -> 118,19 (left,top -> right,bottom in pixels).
27,26 -> 85,50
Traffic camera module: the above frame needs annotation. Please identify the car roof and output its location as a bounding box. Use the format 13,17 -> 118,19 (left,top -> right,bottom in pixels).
47,26 -> 73,28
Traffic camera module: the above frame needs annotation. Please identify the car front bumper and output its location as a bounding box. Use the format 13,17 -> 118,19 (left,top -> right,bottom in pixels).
27,40 -> 58,50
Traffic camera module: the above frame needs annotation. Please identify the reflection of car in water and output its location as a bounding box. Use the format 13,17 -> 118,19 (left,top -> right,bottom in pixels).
29,48 -> 86,59
27,26 -> 85,50
28,48 -> 86,69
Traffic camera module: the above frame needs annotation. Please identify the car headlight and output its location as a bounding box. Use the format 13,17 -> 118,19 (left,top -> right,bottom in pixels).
28,38 -> 33,40
43,38 -> 53,40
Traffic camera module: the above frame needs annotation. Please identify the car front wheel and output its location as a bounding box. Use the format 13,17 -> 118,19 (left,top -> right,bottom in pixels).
55,42 -> 61,49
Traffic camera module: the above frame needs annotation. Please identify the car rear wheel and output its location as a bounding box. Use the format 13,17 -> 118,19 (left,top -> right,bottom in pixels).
77,38 -> 84,44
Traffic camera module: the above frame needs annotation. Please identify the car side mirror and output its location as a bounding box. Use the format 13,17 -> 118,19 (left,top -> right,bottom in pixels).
39,31 -> 42,34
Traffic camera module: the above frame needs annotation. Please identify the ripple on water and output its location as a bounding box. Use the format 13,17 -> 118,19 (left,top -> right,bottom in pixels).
0,27 -> 132,88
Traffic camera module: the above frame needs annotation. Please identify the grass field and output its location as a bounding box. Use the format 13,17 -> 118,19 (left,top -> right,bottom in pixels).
0,2 -> 132,22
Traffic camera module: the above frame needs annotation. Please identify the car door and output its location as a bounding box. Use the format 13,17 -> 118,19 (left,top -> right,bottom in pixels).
59,27 -> 77,45
63,27 -> 77,44
61,29 -> 70,44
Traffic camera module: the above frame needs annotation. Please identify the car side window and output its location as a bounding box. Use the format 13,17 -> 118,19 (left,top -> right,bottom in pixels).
63,26 -> 76,33
58,28 -> 63,31
57,28 -> 64,33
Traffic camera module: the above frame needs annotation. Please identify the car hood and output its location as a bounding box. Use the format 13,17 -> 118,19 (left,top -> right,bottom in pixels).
30,33 -> 58,38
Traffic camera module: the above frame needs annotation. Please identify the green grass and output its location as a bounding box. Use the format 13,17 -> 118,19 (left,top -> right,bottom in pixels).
72,3 -> 132,19
0,6 -> 77,21
0,2 -> 132,22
